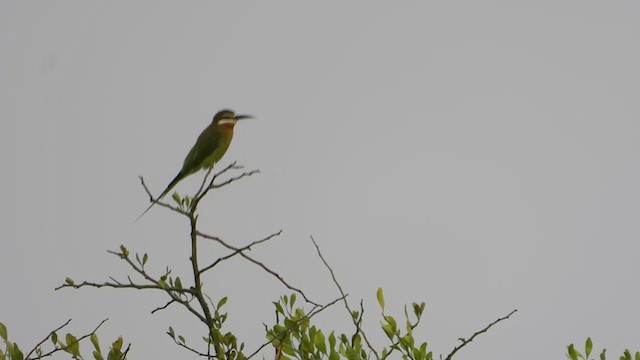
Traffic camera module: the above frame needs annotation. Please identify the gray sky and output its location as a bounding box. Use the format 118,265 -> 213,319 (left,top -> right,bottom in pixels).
1,1 -> 639,359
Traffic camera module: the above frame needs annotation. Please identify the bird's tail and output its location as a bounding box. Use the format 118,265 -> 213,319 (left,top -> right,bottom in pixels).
134,173 -> 184,223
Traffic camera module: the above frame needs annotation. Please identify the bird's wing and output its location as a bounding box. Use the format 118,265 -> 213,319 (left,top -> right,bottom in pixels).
180,127 -> 221,176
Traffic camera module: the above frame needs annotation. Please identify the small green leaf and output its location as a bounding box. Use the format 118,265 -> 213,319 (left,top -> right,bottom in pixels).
168,327 -> 176,339
377,288 -> 385,309
600,349 -> 606,360
178,335 -> 185,344
217,297 -> 228,309
112,337 -> 123,352
382,324 -> 394,339
9,343 -> 24,360
586,338 -> 593,358
635,351 -> 640,360
328,332 -> 336,350
315,331 -> 327,354
65,277 -> 75,286
0,322 -> 7,341
51,331 -> 58,345
91,333 -> 101,353
329,350 -> 340,360
119,245 -> 129,258
143,253 -> 148,266
65,334 -> 80,357
172,192 -> 181,204
274,302 -> 284,314
384,316 -> 397,332
568,344 -> 578,360
94,350 -> 105,360
175,277 -> 182,289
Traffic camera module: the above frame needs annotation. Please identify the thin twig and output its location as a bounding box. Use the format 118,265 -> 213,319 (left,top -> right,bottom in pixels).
152,299 -> 177,314
199,230 -> 283,275
310,236 -> 380,360
138,176 -> 190,217
210,169 -> 260,189
25,319 -> 72,360
443,309 -> 518,360
31,319 -> 109,360
197,231 -> 321,307
193,167 -> 215,200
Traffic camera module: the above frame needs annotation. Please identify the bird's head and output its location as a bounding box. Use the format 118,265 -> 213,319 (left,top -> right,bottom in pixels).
213,109 -> 253,128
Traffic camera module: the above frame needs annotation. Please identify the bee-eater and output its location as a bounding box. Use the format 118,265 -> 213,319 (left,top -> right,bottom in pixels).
136,109 -> 253,221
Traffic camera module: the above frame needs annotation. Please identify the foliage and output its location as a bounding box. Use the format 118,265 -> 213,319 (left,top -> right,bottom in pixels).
567,338 -> 639,360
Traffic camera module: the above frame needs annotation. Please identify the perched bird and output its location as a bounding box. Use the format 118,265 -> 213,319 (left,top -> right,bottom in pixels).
136,109 -> 253,221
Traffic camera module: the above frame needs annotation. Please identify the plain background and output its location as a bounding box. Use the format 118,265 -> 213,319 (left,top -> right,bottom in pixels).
1,1 -> 639,359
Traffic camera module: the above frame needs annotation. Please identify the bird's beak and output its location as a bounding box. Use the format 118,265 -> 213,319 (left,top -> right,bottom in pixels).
235,114 -> 254,120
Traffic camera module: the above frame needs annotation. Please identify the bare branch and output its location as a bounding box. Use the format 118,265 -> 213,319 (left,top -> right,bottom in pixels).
310,236 -> 380,360
199,230 -> 283,275
210,169 -> 260,189
138,176 -> 190,217
56,249 -> 206,323
444,309 -> 518,360
197,231 -> 321,307
152,299 -> 178,314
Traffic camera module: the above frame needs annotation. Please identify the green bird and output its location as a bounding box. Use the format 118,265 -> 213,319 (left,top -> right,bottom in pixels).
136,109 -> 253,221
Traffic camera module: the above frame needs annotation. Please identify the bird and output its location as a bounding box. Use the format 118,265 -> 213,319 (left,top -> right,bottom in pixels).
135,109 -> 253,221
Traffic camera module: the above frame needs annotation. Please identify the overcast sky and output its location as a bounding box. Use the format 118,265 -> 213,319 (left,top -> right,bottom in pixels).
2,1 -> 639,359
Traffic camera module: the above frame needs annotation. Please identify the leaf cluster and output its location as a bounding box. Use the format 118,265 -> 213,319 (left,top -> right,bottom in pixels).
567,338 -> 639,360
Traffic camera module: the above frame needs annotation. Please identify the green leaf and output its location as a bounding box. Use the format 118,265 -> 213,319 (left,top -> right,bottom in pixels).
172,192 -> 181,204
65,334 -> 80,357
315,331 -> 327,354
377,288 -> 385,309
91,333 -> 101,353
382,324 -> 394,340
178,335 -> 186,344
635,351 -> 640,360
384,316 -> 397,332
175,277 -> 182,289
568,344 -> 578,360
112,337 -> 123,352
330,350 -> 340,360
328,332 -> 336,350
0,322 -> 6,341
119,245 -> 129,258
600,349 -> 606,360
217,297 -> 228,309
9,343 -> 23,360
51,331 -> 58,346
65,277 -> 75,286
93,350 -> 105,360
274,302 -> 284,314
168,327 -> 176,340
290,294 -> 296,307
143,253 -> 148,266
586,338 -> 593,358
420,342 -> 428,358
